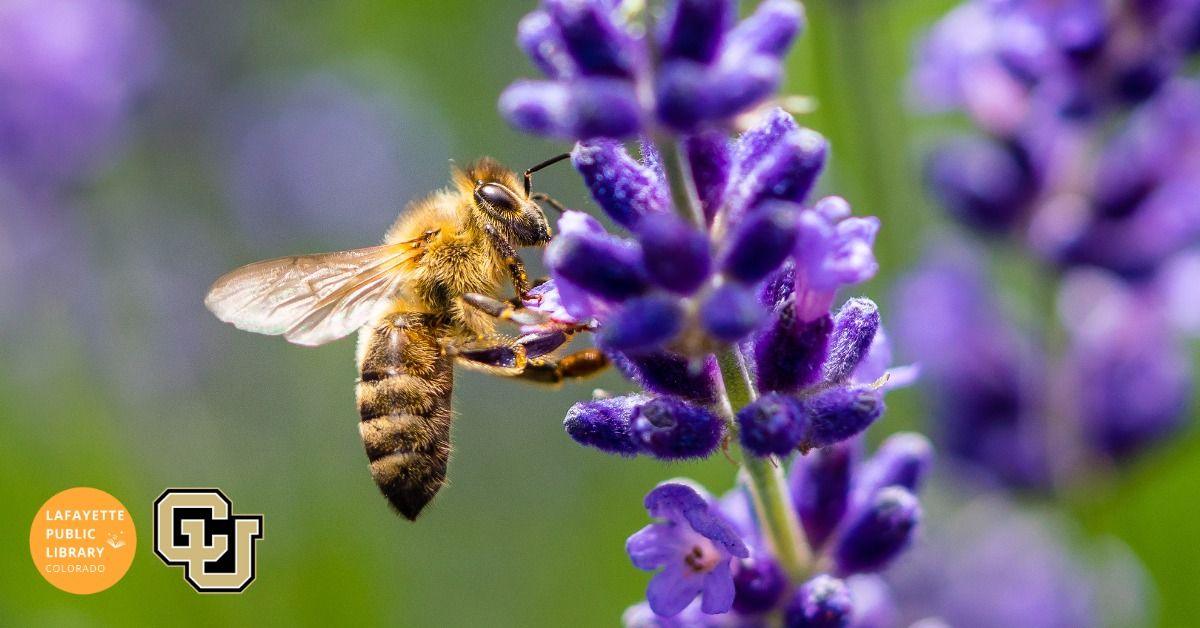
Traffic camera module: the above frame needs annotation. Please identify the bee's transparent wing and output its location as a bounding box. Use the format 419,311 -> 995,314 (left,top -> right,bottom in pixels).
204,241 -> 423,347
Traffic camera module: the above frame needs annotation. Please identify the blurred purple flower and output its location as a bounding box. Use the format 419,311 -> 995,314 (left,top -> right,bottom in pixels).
914,1 -> 1200,276
893,241 -> 1052,488
887,493 -> 1150,628
1058,268 -> 1192,460
0,0 -> 161,190
896,238 -> 1196,484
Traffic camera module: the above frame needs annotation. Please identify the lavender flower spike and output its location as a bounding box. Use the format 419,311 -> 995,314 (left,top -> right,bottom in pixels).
502,0 -> 804,139
627,482 -> 750,617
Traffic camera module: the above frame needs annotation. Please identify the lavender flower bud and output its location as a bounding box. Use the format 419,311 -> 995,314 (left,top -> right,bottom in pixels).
732,556 -> 787,614
823,298 -> 880,383
857,432 -> 933,495
736,393 -> 806,456
785,574 -> 852,628
544,0 -> 637,78
735,107 -> 800,180
656,56 -> 782,131
722,0 -> 805,60
598,294 -> 685,352
545,220 -> 648,300
800,384 -> 885,449
631,396 -> 723,459
721,201 -> 801,284
572,139 -> 668,228
564,394 -> 645,455
635,213 -> 711,293
727,123 -> 827,219
701,282 -> 767,342
499,78 -> 641,139
834,486 -> 921,575
1112,56 -> 1170,105
754,301 -> 832,393
684,131 -> 732,224
658,0 -> 734,64
608,350 -> 719,403
517,10 -> 575,80
925,136 -> 1034,233
789,441 -> 855,550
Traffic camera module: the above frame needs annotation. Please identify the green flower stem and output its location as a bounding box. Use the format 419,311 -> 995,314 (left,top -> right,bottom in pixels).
653,122 -> 811,581
716,350 -> 812,583
652,134 -> 707,227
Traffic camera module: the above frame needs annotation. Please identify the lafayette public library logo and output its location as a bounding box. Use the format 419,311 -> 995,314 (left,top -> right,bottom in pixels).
153,488 -> 263,593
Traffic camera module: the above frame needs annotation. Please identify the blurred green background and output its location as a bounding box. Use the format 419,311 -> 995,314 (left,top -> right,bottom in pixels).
1,0 -> 1197,625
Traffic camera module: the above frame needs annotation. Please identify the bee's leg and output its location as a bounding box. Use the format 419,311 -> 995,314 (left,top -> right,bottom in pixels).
462,293 -> 548,326
481,223 -> 532,299
518,348 -> 610,384
448,332 -> 609,384
530,192 -> 567,215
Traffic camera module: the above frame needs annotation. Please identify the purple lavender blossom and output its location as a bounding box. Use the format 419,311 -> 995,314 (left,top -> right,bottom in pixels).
893,242 -> 1052,488
627,482 -> 750,617
886,493 -> 1151,628
544,107 -> 878,358
914,2 -> 1200,276
501,0 -> 805,139
1058,267 -> 1192,460
896,238 -> 1194,484
0,0 -> 161,191
501,1 -> 927,623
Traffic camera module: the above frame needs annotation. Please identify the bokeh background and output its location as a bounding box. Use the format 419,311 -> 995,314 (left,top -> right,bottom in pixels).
1,0 -> 1196,625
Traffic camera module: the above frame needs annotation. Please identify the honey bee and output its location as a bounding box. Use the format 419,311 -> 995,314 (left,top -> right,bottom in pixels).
205,156 -> 608,520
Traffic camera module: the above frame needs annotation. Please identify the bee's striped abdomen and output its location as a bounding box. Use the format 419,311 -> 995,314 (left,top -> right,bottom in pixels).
356,312 -> 453,521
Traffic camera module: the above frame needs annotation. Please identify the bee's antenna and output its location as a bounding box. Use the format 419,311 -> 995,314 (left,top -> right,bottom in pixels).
523,152 -> 571,198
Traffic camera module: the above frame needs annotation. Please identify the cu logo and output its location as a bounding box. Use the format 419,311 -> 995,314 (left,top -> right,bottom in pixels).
153,489 -> 263,593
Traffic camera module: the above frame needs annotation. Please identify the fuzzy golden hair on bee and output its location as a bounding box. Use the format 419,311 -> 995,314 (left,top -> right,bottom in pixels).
451,157 -> 523,198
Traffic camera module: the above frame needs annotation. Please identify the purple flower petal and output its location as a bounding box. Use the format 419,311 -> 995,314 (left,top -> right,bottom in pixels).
647,563 -> 704,617
627,523 -> 682,571
699,560 -> 736,614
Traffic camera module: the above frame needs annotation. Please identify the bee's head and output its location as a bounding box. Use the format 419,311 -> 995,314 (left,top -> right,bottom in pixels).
458,158 -> 552,247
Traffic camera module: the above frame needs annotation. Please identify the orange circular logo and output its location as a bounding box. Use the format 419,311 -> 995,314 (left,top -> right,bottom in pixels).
30,487 -> 137,594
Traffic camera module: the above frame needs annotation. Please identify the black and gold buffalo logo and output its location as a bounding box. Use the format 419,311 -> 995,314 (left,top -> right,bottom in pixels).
153,489 -> 263,593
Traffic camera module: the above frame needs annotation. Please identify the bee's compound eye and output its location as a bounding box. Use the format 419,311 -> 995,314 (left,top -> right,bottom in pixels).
475,183 -> 519,213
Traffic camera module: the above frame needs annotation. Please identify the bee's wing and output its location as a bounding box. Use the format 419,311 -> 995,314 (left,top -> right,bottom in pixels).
205,241 -> 423,347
